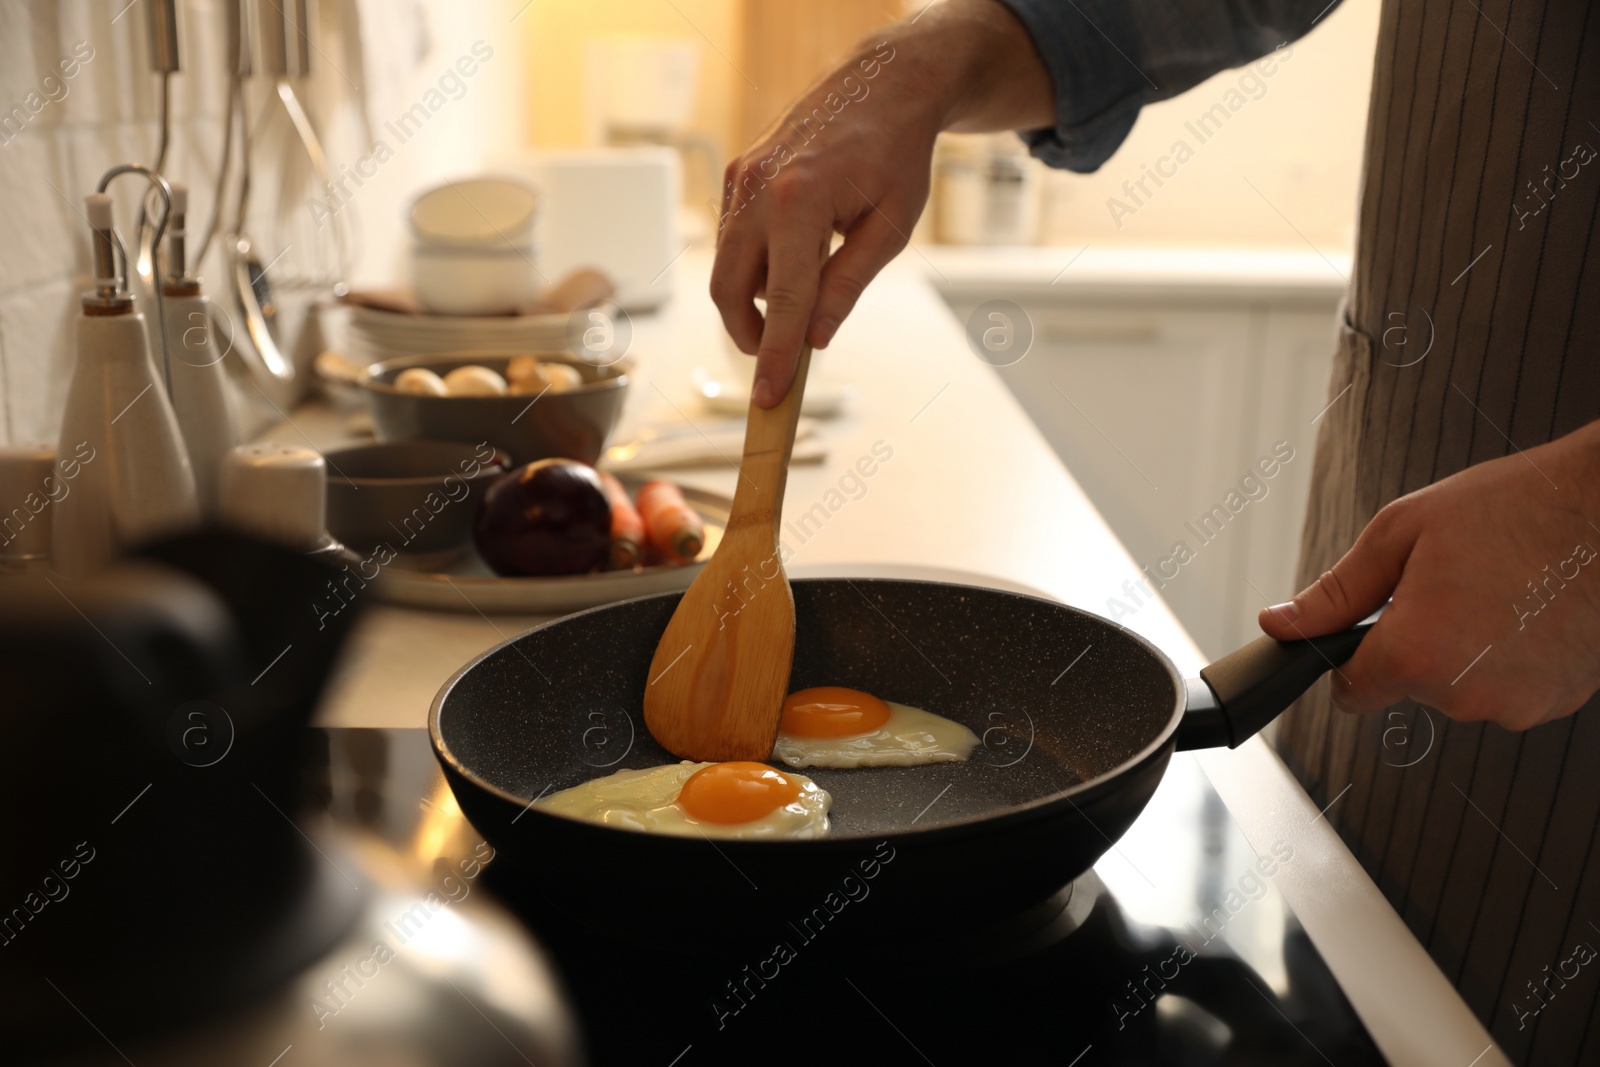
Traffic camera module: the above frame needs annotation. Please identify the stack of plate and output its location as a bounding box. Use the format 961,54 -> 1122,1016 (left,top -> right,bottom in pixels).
346,305 -> 573,367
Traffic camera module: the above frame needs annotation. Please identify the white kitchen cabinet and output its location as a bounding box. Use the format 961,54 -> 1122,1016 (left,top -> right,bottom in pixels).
937,267 -> 1342,659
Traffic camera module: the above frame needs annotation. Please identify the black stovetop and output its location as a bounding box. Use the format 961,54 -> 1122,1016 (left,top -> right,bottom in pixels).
305,728 -> 1383,1066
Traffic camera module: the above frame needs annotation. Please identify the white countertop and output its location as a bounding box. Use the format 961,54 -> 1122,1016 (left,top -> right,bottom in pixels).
270,246 -> 1504,1067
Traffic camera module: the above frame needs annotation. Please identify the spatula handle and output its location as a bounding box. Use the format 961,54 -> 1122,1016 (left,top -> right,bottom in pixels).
729,346 -> 812,531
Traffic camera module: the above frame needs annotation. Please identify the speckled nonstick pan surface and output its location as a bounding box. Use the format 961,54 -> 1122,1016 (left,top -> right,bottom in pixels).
430,577 -> 1370,942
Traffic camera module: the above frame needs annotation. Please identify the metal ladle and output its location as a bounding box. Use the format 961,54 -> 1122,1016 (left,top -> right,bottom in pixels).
228,0 -> 294,382
193,0 -> 240,269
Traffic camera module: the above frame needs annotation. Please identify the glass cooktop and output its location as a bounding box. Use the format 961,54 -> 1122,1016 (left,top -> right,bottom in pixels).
306,728 -> 1383,1066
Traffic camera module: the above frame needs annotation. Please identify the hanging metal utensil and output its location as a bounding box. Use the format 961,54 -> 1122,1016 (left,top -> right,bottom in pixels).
194,0 -> 243,269
135,0 -> 180,289
271,0 -> 350,295
290,0 -> 313,73
228,0 -> 294,382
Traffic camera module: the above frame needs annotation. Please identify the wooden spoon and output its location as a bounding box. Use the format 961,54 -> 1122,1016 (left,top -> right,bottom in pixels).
643,347 -> 813,761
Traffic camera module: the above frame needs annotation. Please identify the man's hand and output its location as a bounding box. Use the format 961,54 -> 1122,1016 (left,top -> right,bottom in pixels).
710,0 -> 1055,407
1260,421 -> 1600,729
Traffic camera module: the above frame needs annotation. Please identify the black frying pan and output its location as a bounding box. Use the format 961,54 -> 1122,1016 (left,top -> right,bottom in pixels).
429,578 -> 1372,944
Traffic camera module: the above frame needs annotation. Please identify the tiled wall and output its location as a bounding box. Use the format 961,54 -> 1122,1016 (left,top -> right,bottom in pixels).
0,0 -> 526,448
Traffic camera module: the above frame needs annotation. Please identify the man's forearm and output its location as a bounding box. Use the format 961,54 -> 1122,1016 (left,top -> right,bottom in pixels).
873,0 -> 1057,134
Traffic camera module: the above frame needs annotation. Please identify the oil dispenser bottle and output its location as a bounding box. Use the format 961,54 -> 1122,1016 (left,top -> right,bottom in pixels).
162,182 -> 239,515
53,187 -> 198,576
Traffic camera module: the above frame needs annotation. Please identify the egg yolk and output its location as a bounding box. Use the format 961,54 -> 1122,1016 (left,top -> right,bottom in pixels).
780,686 -> 892,739
677,762 -> 801,824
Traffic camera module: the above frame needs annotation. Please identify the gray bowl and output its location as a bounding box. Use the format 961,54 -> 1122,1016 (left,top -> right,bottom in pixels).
323,439 -> 510,558
358,353 -> 630,466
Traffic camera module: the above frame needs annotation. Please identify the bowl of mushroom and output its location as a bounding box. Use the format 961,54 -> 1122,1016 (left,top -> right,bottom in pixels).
357,352 -> 632,467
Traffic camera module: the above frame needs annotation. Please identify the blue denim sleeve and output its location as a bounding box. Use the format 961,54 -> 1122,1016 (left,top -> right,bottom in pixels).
995,0 -> 1341,173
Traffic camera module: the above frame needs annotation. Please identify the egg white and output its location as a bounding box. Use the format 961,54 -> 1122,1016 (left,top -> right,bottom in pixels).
772,702 -> 980,769
535,761 -> 831,839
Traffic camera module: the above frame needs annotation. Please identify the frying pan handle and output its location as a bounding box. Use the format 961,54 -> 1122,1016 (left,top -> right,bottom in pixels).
1176,603 -> 1387,751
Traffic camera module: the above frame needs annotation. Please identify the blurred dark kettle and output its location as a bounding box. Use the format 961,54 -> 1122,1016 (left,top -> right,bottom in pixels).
0,531 -> 583,1066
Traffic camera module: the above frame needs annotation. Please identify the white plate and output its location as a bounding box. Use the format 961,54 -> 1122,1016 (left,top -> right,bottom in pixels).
346,307 -> 573,363
349,305 -> 569,334
360,482 -> 730,615
351,324 -> 567,342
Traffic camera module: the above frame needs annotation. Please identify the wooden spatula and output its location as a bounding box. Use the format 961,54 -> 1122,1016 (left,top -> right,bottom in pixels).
643,346 -> 813,761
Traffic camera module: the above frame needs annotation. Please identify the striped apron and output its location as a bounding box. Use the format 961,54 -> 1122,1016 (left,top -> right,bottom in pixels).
1273,0 -> 1600,1061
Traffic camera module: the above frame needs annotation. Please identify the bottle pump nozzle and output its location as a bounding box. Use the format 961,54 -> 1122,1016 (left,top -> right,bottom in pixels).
83,193 -> 133,314
163,183 -> 199,295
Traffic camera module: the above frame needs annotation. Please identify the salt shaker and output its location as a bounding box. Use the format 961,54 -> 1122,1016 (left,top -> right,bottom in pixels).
217,443 -> 327,550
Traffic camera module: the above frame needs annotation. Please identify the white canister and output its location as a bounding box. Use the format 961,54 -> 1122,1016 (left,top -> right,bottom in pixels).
500,147 -> 681,311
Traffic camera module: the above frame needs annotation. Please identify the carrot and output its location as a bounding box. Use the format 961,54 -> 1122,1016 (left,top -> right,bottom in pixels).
636,479 -> 705,564
597,470 -> 645,570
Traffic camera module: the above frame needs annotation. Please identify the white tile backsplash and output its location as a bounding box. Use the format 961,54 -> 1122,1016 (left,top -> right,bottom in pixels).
0,136 -> 78,295
0,276 -> 77,446
0,0 -> 522,448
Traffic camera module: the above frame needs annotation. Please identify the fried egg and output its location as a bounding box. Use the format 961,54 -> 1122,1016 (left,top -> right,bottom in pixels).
536,761 -> 831,839
772,686 -> 980,769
